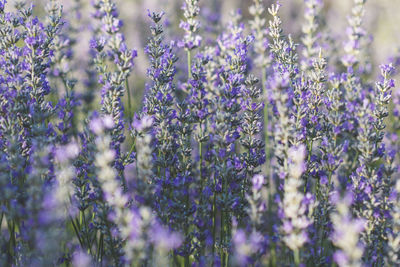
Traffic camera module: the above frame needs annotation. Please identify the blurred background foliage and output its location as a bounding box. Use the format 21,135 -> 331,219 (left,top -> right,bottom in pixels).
15,0 -> 400,114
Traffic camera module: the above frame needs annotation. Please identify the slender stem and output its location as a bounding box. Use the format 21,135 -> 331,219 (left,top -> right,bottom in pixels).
184,255 -> 190,267
271,243 -> 277,266
8,219 -> 15,257
187,50 -> 192,78
220,208 -> 224,265
304,139 -> 314,193
212,175 -> 217,261
307,140 -> 313,162
328,171 -> 333,186
98,233 -> 104,264
70,216 -> 84,249
350,150 -> 360,172
199,122 -> 203,183
185,49 -> 192,267
262,68 -> 270,174
198,122 -> 205,258
220,171 -> 225,265
81,210 -> 94,257
125,79 -> 133,124
185,152 -> 190,267
79,210 -> 83,226
294,249 -> 300,267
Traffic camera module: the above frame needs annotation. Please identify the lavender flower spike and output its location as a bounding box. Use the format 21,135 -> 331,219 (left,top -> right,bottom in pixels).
331,192 -> 365,267
281,145 -> 314,265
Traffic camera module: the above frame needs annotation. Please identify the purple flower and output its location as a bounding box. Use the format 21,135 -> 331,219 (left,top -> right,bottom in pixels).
252,174 -> 264,191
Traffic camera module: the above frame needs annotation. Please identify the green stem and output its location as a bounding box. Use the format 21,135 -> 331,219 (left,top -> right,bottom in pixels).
70,216 -> 84,249
212,180 -> 217,261
350,150 -> 360,172
125,79 -> 133,123
220,175 -> 225,265
262,68 -> 270,173
81,210 -> 94,256
184,255 -> 190,267
98,233 -> 104,264
180,50 -> 193,267
79,210 -> 83,226
270,243 -> 277,266
8,219 -> 15,257
198,122 -> 205,257
307,140 -> 313,162
304,139 -> 314,193
199,123 -> 203,183
294,249 -> 300,267
187,50 -> 192,78
185,153 -> 190,267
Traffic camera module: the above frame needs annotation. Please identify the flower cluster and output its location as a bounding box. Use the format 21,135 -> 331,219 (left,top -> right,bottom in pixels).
0,0 -> 400,266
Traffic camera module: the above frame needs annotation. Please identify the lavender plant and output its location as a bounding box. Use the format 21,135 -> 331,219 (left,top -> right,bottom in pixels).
0,0 -> 400,266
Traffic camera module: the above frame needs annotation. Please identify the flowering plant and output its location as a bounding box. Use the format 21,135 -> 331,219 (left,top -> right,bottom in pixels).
0,0 -> 399,266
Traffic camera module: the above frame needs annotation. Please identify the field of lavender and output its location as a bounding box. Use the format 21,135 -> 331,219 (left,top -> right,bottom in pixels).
1,0 -> 400,266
